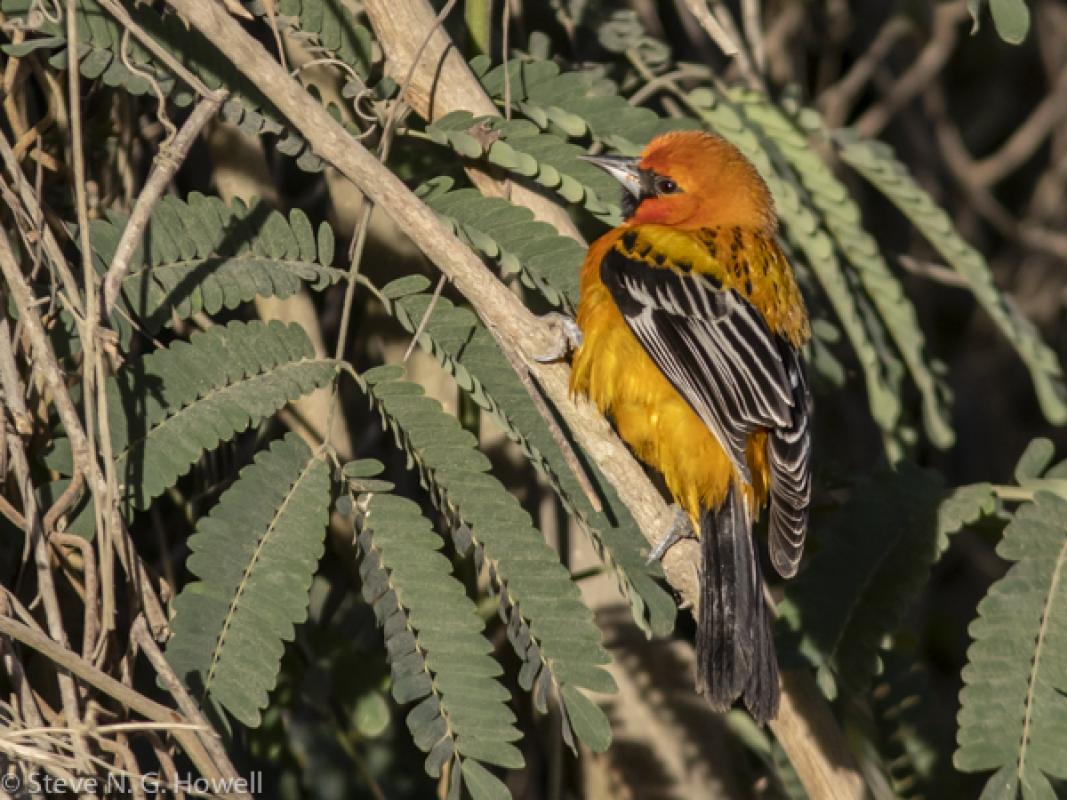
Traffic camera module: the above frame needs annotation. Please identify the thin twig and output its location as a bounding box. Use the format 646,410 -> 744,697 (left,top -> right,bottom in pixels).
96,0 -> 215,99
740,0 -> 765,74
968,62 -> 1067,187
854,1 -> 968,137
129,617 -> 250,797
101,90 -> 228,319
0,318 -> 89,769
51,533 -> 100,660
678,0 -> 764,90
0,615 -> 238,797
402,275 -> 447,363
678,0 -> 740,56
816,16 -> 913,127
496,339 -> 603,514
67,0 -> 119,659
0,129 -> 82,316
0,223 -> 166,641
324,0 -> 458,449
0,594 -> 47,730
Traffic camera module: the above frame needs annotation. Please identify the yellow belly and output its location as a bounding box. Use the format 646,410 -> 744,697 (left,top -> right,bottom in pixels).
571,278 -> 768,523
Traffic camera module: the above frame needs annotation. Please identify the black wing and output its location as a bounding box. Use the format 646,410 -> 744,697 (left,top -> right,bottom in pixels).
600,244 -> 811,577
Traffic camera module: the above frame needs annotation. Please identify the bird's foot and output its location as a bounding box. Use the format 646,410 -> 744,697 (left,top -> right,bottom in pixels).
646,504 -> 696,564
534,312 -> 583,363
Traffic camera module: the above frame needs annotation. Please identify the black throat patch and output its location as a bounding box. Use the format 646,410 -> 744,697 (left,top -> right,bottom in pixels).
621,168 -> 666,220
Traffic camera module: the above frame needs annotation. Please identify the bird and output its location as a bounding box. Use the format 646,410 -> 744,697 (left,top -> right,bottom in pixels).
553,131 -> 812,723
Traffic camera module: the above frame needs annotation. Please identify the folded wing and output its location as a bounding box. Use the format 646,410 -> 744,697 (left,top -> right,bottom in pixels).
600,240 -> 812,577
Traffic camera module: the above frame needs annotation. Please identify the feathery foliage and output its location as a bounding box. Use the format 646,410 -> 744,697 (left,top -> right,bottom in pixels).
356,491 -> 523,798
955,490 -> 1067,798
425,111 -> 624,225
471,55 -> 690,151
360,365 -> 615,751
372,276 -> 676,637
835,132 -> 1067,426
778,463 -> 947,697
167,434 -> 331,727
90,193 -> 345,331
419,180 -> 582,310
872,652 -> 955,799
108,319 -> 339,511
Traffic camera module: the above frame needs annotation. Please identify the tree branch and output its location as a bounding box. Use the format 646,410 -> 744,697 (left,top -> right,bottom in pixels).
854,1 -> 968,138
363,0 -> 584,243
0,614 -> 247,798
152,2 -> 868,797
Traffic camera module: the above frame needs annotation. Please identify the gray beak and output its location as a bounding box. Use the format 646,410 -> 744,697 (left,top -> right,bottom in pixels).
580,154 -> 643,198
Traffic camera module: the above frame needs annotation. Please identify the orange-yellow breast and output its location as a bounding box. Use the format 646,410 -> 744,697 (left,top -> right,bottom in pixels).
570,225 -> 808,523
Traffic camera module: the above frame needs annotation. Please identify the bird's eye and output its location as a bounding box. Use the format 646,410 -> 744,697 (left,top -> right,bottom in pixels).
654,177 -> 680,195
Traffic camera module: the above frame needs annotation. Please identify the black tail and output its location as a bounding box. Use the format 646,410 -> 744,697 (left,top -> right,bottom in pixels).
696,482 -> 780,724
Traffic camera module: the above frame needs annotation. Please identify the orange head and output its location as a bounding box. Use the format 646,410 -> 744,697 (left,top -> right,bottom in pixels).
584,131 -> 776,231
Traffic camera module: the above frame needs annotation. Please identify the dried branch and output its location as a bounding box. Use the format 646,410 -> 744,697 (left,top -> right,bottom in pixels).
854,1 -> 968,137
968,62 -> 1067,187
129,617 -> 251,798
152,1 -> 868,796
817,16 -> 913,127
678,0 -> 764,90
0,129 -> 82,316
363,0 -> 584,242
925,83 -> 1067,261
0,316 -> 88,769
0,614 -> 236,795
0,221 -> 168,639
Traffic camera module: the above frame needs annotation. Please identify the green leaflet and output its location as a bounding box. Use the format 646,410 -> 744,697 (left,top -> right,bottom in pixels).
736,91 -> 954,449
360,366 -> 615,752
0,0 -> 325,169
167,434 -> 331,727
425,111 -> 624,225
375,278 -> 676,638
108,319 -> 339,512
872,651 -> 958,799
835,132 -> 1067,426
687,88 -> 904,444
470,55 -> 692,152
420,185 -> 583,310
356,493 -> 523,793
271,0 -> 378,81
966,0 -> 1031,43
955,491 -> 1067,798
90,194 -> 345,333
777,463 -> 948,697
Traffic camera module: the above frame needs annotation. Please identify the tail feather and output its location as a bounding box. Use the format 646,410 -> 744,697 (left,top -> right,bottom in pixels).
696,483 -> 780,724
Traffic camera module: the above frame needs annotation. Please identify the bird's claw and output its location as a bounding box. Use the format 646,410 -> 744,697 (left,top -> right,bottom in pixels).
646,504 -> 696,564
535,312 -> 583,363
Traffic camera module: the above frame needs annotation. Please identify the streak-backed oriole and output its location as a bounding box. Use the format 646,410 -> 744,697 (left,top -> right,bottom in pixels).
570,131 -> 812,723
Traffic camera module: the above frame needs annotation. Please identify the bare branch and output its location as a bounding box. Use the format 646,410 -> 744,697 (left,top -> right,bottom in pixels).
817,16 -> 913,127
854,1 -> 968,138
0,614 -> 238,796
968,63 -> 1067,187
129,617 -> 251,798
363,0 -> 584,243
